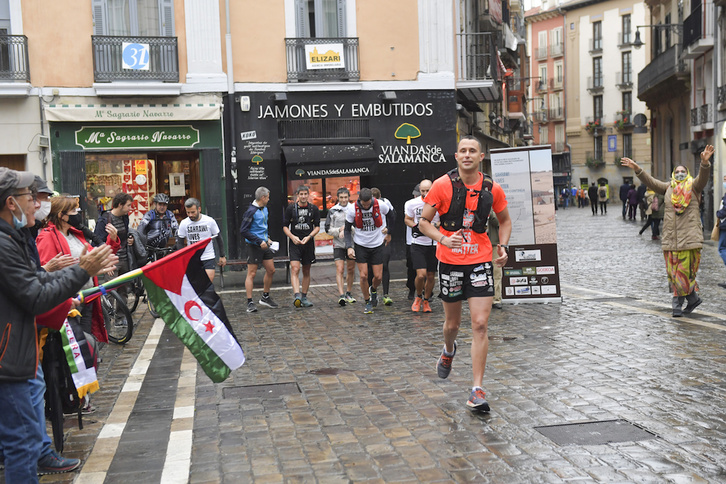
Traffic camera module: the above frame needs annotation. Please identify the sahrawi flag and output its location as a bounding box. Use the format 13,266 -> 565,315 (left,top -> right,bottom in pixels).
141,238 -> 245,383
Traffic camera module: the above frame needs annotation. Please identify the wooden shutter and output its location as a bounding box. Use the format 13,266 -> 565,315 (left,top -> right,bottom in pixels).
159,0 -> 174,36
58,151 -> 88,218
200,149 -> 223,222
92,0 -> 107,36
337,0 -> 346,37
295,0 -> 307,37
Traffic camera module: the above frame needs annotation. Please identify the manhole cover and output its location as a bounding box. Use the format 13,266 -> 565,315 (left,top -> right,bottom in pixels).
223,382 -> 300,399
307,368 -> 350,375
535,419 -> 656,445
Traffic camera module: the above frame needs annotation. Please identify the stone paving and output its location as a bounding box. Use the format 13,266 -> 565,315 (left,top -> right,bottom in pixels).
8,205 -> 726,483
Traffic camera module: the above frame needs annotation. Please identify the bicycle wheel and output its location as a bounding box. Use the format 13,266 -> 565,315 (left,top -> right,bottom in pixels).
102,290 -> 134,345
148,294 -> 159,318
125,279 -> 142,314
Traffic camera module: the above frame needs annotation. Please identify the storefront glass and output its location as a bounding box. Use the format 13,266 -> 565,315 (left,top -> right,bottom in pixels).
286,176 -> 360,212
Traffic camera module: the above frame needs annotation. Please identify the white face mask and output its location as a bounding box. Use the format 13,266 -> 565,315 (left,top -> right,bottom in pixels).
674,172 -> 687,182
34,200 -> 51,221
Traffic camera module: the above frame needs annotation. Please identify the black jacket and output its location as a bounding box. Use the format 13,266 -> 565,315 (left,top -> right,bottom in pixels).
0,218 -> 91,382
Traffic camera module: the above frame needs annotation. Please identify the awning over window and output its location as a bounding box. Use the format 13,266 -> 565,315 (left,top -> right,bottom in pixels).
282,144 -> 377,179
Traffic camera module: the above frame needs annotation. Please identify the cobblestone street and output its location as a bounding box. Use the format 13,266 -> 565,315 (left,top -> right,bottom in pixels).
17,205 -> 726,483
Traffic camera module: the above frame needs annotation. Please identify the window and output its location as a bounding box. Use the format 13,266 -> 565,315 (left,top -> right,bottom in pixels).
93,0 -> 174,36
554,61 -> 563,87
594,135 -> 603,160
664,13 -> 671,48
550,27 -> 563,56
622,14 -> 631,44
623,133 -> 633,158
594,95 -> 603,121
593,57 -> 602,87
287,176 -> 359,213
622,51 -> 632,83
622,91 -> 632,113
593,21 -> 602,50
555,124 -> 565,144
538,64 -> 547,91
296,0 -> 346,37
540,125 -> 549,145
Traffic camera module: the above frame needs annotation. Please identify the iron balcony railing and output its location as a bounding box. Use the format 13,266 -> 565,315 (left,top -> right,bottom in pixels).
92,35 -> 178,82
637,45 -> 688,98
718,85 -> 726,105
532,110 -> 547,123
587,76 -> 603,93
0,34 -> 30,82
691,107 -> 699,126
618,31 -> 633,47
456,32 -> 498,82
536,80 -> 548,93
549,42 -> 564,57
697,104 -> 712,125
683,0 -> 714,48
548,107 -> 564,120
589,38 -> 603,53
535,45 -> 548,60
549,77 -> 563,90
285,37 -> 359,82
616,71 -> 633,89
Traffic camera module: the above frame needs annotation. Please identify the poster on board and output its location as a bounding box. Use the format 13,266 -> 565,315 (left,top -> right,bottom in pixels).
491,145 -> 561,303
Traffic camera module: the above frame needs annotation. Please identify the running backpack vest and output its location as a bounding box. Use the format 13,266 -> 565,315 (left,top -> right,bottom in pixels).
354,199 -> 382,229
439,169 -> 493,233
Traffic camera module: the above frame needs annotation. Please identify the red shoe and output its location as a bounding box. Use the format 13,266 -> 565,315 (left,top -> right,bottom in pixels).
411,296 -> 422,312
422,300 -> 432,313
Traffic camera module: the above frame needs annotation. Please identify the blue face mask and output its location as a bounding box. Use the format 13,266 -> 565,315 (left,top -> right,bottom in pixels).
10,197 -> 28,230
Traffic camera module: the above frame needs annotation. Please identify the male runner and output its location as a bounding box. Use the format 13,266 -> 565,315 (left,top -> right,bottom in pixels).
240,186 -> 278,312
419,135 -> 511,411
404,179 -> 439,313
325,187 -> 357,305
176,198 -> 225,282
283,185 -> 320,307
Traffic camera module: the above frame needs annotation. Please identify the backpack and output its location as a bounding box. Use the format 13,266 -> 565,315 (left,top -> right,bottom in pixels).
439,169 -> 493,233
598,187 -> 607,199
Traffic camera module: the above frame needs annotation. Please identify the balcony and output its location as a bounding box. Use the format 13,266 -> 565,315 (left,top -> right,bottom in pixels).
553,141 -> 566,153
549,77 -> 563,91
616,71 -> 633,90
92,35 -> 179,84
618,32 -> 633,48
589,38 -> 603,54
507,89 -> 527,121
614,110 -> 633,131
683,0 -> 714,59
549,42 -> 564,57
585,116 -> 604,135
456,32 -> 499,104
535,45 -> 548,60
0,35 -> 29,82
548,107 -> 564,120
691,103 -> 713,130
285,37 -> 359,82
532,110 -> 547,123
587,76 -> 603,94
718,85 -> 726,110
637,44 -> 689,104
536,80 -> 548,93
586,151 -> 605,169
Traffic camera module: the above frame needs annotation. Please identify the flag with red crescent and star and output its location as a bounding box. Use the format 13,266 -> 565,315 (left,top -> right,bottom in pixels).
141,238 -> 245,383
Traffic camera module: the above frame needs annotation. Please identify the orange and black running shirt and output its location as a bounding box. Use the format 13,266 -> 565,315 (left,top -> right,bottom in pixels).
424,171 -> 507,265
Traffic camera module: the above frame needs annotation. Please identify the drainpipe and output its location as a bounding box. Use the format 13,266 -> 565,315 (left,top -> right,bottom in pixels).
225,0 -> 240,258
38,91 -> 47,181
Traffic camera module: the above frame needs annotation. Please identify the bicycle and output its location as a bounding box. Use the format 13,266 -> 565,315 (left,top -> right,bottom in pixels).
101,289 -> 134,345
125,245 -> 176,318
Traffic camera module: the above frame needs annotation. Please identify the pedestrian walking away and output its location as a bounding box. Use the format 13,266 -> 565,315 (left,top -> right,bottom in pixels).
0,168 -> 117,483
598,183 -> 608,214
240,186 -> 278,312
325,187 -> 357,305
283,185 -> 320,308
404,184 -> 421,300
404,179 -> 439,313
367,187 -> 395,306
418,136 -> 512,412
587,182 -> 599,215
344,187 -> 390,314
620,180 -> 630,219
621,144 -> 714,317
715,190 -> 726,289
176,197 -> 226,283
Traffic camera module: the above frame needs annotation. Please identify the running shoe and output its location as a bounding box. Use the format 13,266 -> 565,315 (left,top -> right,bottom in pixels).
383,295 -> 393,306
436,341 -> 457,379
37,451 -> 81,475
466,387 -> 490,412
422,300 -> 432,313
300,296 -> 314,307
411,296 -> 422,312
363,301 -> 373,314
259,295 -> 279,308
370,288 -> 378,307
338,296 -> 347,306
345,292 -> 357,303
293,295 -> 302,308
247,301 -> 258,313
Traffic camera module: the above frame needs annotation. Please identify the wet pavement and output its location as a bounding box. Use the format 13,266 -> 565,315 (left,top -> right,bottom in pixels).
10,204 -> 726,483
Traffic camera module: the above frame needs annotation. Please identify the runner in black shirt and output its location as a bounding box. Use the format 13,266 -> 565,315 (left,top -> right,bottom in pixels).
283,185 -> 320,307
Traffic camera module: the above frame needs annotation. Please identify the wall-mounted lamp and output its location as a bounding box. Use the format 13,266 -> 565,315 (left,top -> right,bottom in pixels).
379,91 -> 397,101
270,92 -> 288,102
632,23 -> 683,49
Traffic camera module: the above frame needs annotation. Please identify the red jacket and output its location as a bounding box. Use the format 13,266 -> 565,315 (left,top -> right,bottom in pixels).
36,223 -> 120,343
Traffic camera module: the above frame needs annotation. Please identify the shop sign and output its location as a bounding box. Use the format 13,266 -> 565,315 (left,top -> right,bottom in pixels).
75,125 -> 200,150
378,124 -> 447,164
304,43 -> 345,70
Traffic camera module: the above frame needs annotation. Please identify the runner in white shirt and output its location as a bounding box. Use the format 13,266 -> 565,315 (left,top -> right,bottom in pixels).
177,197 -> 225,282
344,187 -> 390,314
404,179 -> 440,313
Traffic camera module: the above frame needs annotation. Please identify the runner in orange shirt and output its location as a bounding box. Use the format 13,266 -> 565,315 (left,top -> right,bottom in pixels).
418,135 -> 512,412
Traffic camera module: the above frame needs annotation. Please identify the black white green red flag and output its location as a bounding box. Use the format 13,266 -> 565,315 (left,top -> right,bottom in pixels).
141,238 -> 245,383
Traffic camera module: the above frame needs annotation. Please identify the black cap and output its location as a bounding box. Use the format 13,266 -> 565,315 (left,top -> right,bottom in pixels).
33,176 -> 53,195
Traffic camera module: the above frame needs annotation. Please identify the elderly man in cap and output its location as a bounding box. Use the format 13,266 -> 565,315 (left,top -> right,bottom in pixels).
0,168 -> 118,483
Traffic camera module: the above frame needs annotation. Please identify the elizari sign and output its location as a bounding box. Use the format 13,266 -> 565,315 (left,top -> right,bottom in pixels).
75,125 -> 200,150
491,145 -> 561,303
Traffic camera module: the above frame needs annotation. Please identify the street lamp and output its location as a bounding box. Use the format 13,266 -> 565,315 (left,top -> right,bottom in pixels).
632,24 -> 683,49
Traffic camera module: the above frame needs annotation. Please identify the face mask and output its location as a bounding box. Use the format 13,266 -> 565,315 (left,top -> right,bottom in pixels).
10,197 -> 28,230
674,172 -> 687,182
67,213 -> 84,229
34,200 -> 51,221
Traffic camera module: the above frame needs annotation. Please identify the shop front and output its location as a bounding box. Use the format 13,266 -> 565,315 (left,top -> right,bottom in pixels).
46,96 -> 226,245
229,89 -> 457,260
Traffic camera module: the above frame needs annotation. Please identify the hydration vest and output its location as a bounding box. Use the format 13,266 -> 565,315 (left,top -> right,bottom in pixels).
354,199 -> 382,229
439,168 -> 493,233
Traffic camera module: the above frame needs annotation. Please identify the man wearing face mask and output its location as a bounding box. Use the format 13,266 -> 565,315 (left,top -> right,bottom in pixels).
94,193 -> 133,309
0,168 -> 118,483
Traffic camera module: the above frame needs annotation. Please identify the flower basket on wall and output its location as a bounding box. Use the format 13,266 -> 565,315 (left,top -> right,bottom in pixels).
586,157 -> 605,169
585,120 -> 602,134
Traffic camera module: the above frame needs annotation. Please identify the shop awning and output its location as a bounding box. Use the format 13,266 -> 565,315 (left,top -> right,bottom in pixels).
282,144 -> 378,179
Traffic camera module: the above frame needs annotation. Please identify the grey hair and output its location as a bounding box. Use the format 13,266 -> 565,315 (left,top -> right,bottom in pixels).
255,186 -> 270,200
184,197 -> 201,209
